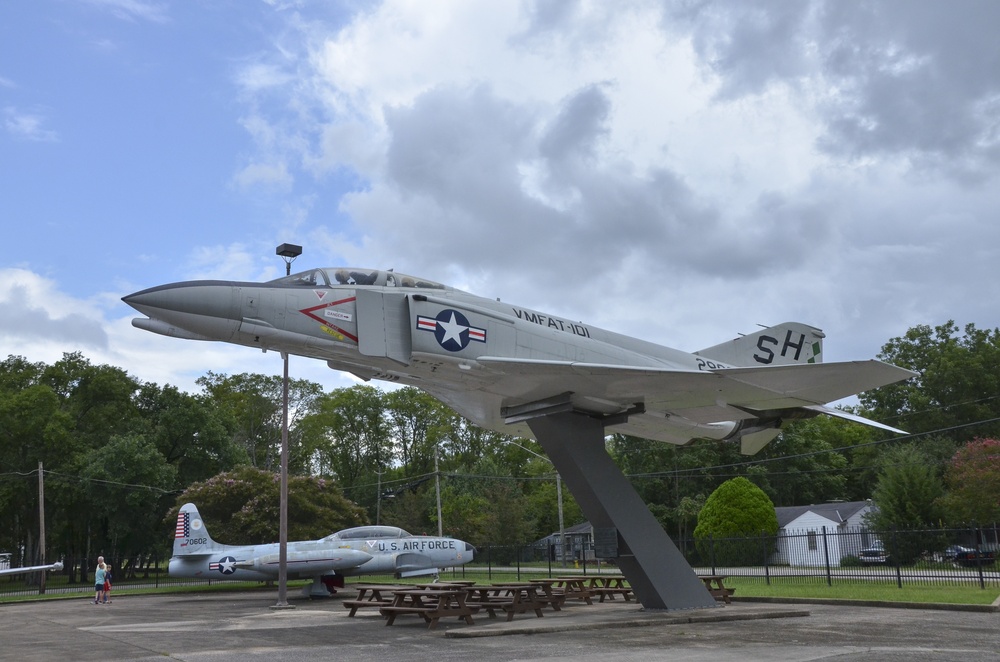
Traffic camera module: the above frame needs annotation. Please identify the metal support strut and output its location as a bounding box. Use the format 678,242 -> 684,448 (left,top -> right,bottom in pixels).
527,412 -> 717,611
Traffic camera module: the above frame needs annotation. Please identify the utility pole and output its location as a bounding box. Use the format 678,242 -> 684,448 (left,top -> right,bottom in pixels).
435,444 -> 443,537
38,462 -> 46,594
556,471 -> 566,568
503,440 -> 565,566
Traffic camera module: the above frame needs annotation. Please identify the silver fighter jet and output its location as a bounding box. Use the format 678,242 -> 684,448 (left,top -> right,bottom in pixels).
169,503 -> 474,596
124,267 -> 914,455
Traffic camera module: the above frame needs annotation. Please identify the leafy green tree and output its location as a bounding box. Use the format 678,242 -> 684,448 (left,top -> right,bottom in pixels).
755,417 -> 850,505
166,466 -> 367,545
298,385 -> 391,493
862,321 -> 1000,441
439,457 -> 535,546
81,434 -> 176,574
42,352 -> 141,446
197,372 -> 322,471
940,438 -> 1000,525
384,387 -> 452,473
0,371 -> 71,568
610,434 -> 743,538
134,383 -> 247,487
867,443 -> 946,564
694,477 -> 778,566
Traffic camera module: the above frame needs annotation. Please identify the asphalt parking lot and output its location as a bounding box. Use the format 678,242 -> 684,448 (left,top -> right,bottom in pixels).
2,590 -> 997,662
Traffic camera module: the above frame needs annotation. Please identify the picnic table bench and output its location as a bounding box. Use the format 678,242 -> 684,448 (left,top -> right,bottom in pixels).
465,583 -> 546,621
342,583 -> 407,616
581,574 -> 633,602
551,576 -> 594,605
527,578 -> 565,610
698,574 -> 735,604
379,587 -> 477,629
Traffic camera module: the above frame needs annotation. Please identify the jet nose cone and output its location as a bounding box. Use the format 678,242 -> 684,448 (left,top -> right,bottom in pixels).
123,280 -> 242,343
122,281 -> 234,315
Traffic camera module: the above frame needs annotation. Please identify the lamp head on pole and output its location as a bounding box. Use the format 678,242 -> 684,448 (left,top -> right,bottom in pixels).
275,243 -> 303,276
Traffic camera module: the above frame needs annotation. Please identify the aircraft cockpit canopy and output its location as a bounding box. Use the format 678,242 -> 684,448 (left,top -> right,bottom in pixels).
322,525 -> 411,541
271,268 -> 449,290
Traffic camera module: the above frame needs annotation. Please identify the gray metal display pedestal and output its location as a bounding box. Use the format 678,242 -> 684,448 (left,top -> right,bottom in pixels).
527,412 -> 717,611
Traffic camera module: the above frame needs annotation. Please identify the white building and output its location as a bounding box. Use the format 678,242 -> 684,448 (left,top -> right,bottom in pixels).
772,501 -> 880,567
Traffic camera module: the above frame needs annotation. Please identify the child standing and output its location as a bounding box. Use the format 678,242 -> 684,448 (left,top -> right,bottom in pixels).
102,564 -> 113,604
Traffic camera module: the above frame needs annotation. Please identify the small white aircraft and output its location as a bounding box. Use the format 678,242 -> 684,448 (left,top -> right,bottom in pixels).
169,503 -> 474,596
0,560 -> 63,577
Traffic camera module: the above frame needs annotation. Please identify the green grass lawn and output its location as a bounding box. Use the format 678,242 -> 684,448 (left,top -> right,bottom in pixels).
725,576 -> 999,605
4,571 -> 997,606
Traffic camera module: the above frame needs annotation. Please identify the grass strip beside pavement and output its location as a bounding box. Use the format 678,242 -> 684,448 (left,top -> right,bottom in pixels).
725,577 -> 1000,605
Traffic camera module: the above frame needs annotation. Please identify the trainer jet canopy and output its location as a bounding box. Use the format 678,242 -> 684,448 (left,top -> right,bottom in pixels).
124,266 -> 915,456
169,503 -> 474,597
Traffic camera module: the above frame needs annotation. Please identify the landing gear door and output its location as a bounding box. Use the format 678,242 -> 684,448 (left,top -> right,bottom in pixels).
356,289 -> 412,366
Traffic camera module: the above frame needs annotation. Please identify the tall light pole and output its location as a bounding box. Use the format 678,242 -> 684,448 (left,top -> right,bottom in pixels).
376,469 -> 383,525
272,243 -> 301,610
434,442 -> 443,537
504,440 -> 566,567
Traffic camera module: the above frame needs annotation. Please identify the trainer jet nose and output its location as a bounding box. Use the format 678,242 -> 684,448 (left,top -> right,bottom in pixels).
122,280 -> 242,343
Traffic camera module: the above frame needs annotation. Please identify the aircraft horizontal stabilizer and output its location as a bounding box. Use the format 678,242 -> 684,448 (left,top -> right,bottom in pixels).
715,360 -> 918,407
804,404 -> 908,435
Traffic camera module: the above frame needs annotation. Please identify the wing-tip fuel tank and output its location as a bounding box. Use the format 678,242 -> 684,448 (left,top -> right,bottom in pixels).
124,267 -> 916,455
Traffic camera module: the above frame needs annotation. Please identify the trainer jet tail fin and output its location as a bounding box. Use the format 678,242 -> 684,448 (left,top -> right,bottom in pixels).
172,503 -> 218,556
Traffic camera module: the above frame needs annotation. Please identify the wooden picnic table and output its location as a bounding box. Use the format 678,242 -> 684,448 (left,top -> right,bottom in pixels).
465,582 -> 546,621
526,578 -> 565,610
698,574 -> 734,604
551,576 -> 594,605
415,581 -> 477,588
578,574 -> 633,602
342,583 -> 407,617
379,587 -> 477,629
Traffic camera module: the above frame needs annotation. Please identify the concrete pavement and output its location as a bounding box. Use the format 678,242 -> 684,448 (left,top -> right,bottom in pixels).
1,588 -> 997,661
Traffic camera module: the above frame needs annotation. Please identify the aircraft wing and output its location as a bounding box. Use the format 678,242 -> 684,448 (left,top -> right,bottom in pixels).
469,356 -> 914,441
0,561 -> 63,577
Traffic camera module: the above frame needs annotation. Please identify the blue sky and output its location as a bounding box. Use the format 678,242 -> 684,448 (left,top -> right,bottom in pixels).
3,0 -> 1000,395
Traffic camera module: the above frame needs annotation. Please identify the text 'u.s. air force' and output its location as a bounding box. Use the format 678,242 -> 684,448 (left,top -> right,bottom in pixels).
366,539 -> 458,552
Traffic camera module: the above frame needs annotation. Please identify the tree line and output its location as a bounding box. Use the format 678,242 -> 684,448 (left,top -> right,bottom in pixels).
1,320 -> 998,580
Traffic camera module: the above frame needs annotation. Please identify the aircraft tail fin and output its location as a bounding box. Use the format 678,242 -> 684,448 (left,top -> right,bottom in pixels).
173,503 -> 217,556
695,322 -> 825,367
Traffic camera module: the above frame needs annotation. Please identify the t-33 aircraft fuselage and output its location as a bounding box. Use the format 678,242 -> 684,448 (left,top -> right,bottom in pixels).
170,503 -> 474,596
124,267 -> 914,455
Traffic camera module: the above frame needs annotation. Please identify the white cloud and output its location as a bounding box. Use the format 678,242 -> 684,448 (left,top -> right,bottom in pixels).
3,107 -> 57,142
82,0 -> 170,24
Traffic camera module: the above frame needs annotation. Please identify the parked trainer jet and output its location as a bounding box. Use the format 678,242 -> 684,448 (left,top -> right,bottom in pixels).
0,561 -> 63,577
125,267 -> 914,455
170,503 -> 475,596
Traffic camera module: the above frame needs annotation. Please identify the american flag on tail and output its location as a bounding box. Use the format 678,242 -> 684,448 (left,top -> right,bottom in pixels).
175,511 -> 190,544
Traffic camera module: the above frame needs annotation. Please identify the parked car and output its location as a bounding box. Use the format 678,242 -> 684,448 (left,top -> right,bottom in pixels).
943,545 -> 996,567
859,542 -> 890,564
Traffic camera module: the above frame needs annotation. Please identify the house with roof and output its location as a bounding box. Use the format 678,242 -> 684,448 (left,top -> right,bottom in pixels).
772,501 -> 880,567
535,521 -> 596,562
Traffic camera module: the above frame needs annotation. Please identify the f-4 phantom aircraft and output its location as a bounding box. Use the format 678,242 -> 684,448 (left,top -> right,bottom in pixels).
170,503 -> 474,597
124,267 -> 913,455
128,267 -> 914,611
